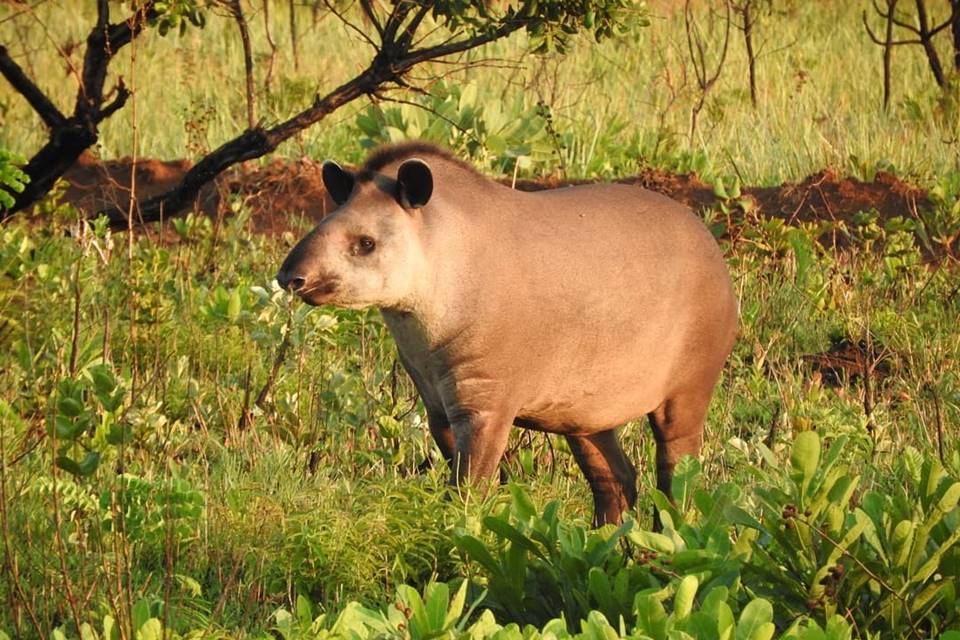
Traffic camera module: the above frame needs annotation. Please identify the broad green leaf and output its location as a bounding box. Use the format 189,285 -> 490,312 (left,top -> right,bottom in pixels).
936,482 -> 960,514
673,575 -> 698,620
296,594 -> 313,625
482,516 -> 544,559
736,599 -> 773,640
445,580 -> 469,628
227,287 -> 242,322
54,415 -> 87,440
633,594 -> 668,637
627,529 -> 676,554
135,618 -> 162,640
509,483 -> 538,522
397,584 -> 428,636
56,455 -> 83,476
791,431 -> 820,496
588,567 -> 615,612
132,599 -> 151,635
455,534 -> 502,576
891,520 -> 915,568
58,396 -> 84,418
425,581 -> 450,632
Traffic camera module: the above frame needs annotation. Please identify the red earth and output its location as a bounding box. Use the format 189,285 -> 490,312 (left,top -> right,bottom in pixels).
60,152 -> 930,240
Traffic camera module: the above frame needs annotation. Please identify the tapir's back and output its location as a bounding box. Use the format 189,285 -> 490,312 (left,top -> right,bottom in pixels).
455,181 -> 738,433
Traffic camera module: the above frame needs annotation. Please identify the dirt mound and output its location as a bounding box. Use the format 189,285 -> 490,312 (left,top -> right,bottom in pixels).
512,167 -> 927,236
56,155 -> 931,244
745,170 -> 926,227
62,152 -> 219,219
221,157 -> 337,233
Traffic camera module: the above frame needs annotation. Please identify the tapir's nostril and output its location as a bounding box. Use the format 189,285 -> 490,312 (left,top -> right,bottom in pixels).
277,272 -> 307,292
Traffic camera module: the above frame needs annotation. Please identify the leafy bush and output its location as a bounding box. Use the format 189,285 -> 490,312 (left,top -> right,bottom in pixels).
732,432 -> 960,637
0,149 -> 28,210
352,81 -> 557,175
267,577 -> 853,640
455,484 -> 662,627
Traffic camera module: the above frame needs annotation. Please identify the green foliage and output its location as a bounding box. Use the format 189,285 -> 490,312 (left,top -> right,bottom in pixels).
269,576 -> 852,640
0,149 -> 28,210
150,0 -> 207,37
3,2 -> 960,629
429,0 -> 647,55
732,432 -> 960,636
455,484 -> 661,627
353,81 -> 557,175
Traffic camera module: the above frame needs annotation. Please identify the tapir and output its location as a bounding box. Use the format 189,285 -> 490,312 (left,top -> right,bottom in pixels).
276,142 -> 737,527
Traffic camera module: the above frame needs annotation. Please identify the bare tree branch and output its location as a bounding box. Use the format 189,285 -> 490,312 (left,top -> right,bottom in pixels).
865,0 -> 958,92
359,0 -> 384,39
685,0 -> 731,140
1,1 -> 157,215
323,0 -> 379,49
95,78 -> 130,123
224,0 -> 257,129
96,11 -> 536,228
0,44 -> 66,128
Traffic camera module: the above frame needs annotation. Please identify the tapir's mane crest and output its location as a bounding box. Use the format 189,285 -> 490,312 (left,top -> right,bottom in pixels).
357,142 -> 480,181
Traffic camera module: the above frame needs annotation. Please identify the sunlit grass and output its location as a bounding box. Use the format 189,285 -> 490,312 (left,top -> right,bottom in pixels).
1,2 -> 958,184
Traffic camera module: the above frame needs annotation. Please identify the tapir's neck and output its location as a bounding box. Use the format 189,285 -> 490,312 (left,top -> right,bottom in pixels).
379,291 -> 467,356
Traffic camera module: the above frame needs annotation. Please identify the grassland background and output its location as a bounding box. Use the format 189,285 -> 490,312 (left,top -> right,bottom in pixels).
2,1 -> 959,185
0,1 -> 959,638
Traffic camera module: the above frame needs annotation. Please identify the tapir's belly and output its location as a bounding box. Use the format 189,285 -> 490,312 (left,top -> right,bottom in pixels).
511,325 -> 680,434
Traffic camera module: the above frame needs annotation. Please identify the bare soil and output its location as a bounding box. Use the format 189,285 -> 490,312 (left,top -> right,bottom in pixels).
59,154 -> 931,242
801,336 -> 896,389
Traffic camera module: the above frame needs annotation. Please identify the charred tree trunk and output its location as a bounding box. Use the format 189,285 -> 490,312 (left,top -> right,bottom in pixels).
883,0 -> 899,109
743,2 -> 758,108
916,0 -> 947,86
0,2 -> 154,216
95,9 -> 532,229
864,0 -> 957,104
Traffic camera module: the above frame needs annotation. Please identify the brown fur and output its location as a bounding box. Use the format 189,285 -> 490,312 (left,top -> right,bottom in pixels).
356,142 -> 480,182
278,143 -> 738,528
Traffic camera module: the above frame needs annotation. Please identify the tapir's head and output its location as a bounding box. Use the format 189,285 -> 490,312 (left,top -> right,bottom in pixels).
276,157 -> 433,309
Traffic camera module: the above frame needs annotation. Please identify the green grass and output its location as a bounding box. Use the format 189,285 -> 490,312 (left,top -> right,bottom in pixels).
1,193 -> 958,637
1,2 -> 958,184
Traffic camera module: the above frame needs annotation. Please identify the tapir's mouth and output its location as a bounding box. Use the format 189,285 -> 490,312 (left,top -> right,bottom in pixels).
297,277 -> 341,306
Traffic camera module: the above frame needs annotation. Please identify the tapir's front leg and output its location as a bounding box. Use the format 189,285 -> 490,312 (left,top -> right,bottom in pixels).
448,407 -> 514,485
416,409 -> 456,474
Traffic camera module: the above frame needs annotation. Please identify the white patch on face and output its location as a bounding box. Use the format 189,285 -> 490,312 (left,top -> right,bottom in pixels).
307,195 -> 426,310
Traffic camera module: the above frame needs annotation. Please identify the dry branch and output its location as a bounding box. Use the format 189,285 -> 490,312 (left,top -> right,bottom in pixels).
95,7 -> 536,229
0,1 -> 157,216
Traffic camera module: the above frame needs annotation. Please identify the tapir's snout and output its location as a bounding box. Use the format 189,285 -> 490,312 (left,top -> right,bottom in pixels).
276,247 -> 310,292
276,269 -> 306,292
276,247 -> 342,305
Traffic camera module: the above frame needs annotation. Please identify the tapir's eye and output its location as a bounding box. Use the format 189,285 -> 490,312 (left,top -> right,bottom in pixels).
354,236 -> 376,256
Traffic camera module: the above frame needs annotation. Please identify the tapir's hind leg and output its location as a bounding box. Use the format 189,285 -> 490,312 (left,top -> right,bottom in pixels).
566,430 -> 638,527
647,388 -> 711,530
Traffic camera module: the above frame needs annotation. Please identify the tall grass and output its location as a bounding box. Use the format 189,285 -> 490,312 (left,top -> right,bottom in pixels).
1,2 -> 958,184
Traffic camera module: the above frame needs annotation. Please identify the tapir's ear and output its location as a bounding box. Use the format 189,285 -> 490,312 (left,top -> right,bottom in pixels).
396,159 -> 433,209
322,160 -> 355,205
